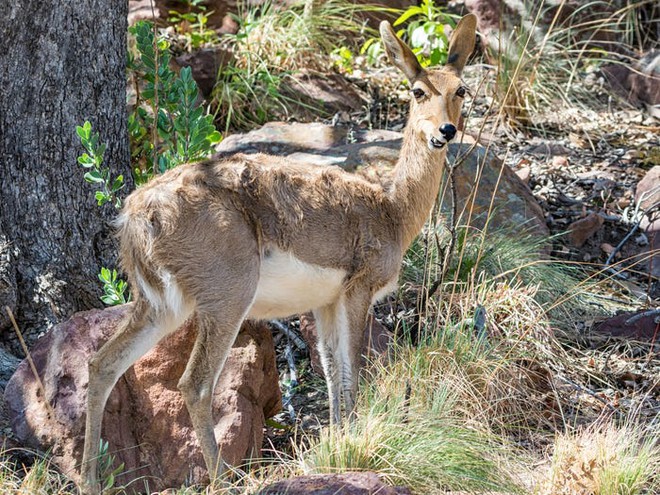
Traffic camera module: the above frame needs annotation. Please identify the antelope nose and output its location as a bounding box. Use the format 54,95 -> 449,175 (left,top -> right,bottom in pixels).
439,123 -> 456,141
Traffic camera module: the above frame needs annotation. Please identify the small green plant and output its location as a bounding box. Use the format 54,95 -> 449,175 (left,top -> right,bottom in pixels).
393,0 -> 452,67
213,0 -> 369,130
76,121 -> 124,209
362,0 -> 453,68
78,20 -> 221,305
97,439 -> 126,492
129,20 -> 221,182
168,0 -> 219,50
98,267 -> 130,306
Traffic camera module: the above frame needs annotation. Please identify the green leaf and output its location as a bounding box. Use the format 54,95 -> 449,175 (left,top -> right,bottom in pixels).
111,175 -> 124,192
100,295 -> 117,305
78,154 -> 94,167
393,6 -> 425,26
95,191 -> 109,205
84,170 -> 105,184
76,124 -> 89,140
208,131 -> 222,144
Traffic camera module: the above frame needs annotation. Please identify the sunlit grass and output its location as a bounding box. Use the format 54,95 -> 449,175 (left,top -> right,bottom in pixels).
295,333 -> 527,493
538,421 -> 660,495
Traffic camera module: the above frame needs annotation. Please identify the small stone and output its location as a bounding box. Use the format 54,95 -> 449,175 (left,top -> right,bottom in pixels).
515,165 -> 531,184
568,212 -> 604,247
551,155 -> 569,167
600,242 -> 616,256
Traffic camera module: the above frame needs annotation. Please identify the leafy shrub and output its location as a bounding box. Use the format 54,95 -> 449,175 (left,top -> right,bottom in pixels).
77,20 -> 221,305
128,20 -> 221,183
168,0 -> 219,51
362,0 -> 453,69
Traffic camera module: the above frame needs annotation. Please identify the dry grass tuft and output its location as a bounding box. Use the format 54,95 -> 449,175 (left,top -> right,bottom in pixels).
538,422 -> 660,495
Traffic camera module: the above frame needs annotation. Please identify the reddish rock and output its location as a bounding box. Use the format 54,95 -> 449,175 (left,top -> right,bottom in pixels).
592,311 -> 660,343
635,165 -> 660,224
4,304 -> 281,490
300,313 -> 392,376
601,54 -> 660,118
635,166 -> 660,277
567,212 -> 604,247
257,472 -> 412,495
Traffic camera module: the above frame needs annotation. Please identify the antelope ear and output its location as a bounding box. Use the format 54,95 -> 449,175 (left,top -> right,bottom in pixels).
446,13 -> 477,75
380,20 -> 424,82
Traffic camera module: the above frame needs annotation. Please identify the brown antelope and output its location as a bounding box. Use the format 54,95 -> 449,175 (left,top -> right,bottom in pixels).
81,14 -> 476,493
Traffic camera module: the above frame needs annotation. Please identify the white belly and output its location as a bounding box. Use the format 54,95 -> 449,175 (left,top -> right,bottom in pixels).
248,249 -> 347,319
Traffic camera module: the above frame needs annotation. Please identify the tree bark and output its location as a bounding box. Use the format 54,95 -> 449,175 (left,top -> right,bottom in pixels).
0,1 -> 129,350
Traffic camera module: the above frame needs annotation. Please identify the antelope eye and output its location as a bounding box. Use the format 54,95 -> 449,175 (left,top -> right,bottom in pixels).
456,86 -> 467,97
411,88 -> 425,99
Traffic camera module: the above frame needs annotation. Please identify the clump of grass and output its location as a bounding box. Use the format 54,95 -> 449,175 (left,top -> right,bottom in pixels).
404,223 -> 596,327
538,421 -> 660,495
213,0 -> 370,131
0,451 -> 75,494
489,0 -> 657,128
294,329 -> 532,493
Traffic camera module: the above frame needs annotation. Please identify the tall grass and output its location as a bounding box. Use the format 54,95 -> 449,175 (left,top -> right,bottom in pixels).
489,0 -> 658,128
213,0 -> 372,131
0,451 -> 75,494
295,331 -> 527,493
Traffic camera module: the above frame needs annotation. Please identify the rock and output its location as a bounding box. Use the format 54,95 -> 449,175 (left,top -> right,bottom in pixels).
257,472 -> 412,495
634,166 -> 660,277
515,165 -> 531,184
300,313 -> 392,376
601,52 -> 660,118
174,47 -> 234,98
567,212 -> 604,247
217,122 -> 351,157
0,345 -> 20,391
635,166 -> 660,218
215,122 -> 549,238
592,310 -> 660,343
4,304 -> 281,490
286,70 -> 368,114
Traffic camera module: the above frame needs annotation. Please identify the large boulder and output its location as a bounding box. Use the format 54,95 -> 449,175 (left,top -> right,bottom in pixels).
215,122 -> 549,238
4,304 -> 281,491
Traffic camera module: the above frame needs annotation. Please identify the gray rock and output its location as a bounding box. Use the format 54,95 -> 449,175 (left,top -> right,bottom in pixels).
215,122 -> 548,237
258,472 -> 412,495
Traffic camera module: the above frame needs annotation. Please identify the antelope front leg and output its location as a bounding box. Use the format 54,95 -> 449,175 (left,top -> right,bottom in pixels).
339,290 -> 371,419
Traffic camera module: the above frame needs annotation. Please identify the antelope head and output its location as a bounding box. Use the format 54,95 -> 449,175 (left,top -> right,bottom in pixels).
380,14 -> 477,150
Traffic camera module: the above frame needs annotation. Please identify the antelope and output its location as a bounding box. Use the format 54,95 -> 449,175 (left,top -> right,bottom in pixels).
81,14 -> 476,493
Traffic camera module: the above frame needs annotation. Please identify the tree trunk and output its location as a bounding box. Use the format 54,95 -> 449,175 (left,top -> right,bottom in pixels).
0,1 -> 129,350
